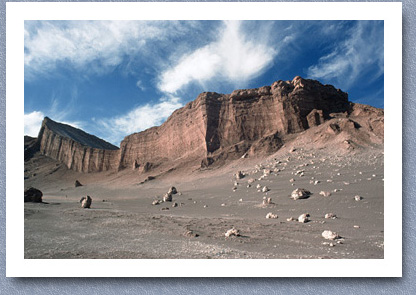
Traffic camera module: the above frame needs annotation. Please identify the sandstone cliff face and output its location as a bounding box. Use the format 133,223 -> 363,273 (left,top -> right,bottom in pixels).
33,76 -> 383,173
37,117 -> 119,172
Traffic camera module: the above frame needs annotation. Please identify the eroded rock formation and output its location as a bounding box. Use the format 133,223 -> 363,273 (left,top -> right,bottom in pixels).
37,117 -> 119,172
30,76 -> 384,174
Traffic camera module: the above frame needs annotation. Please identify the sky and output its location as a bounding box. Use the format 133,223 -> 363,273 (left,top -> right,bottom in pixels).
24,20 -> 384,146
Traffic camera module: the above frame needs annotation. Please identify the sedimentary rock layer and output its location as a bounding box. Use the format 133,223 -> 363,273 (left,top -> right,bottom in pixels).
37,118 -> 119,172
33,76 -> 383,173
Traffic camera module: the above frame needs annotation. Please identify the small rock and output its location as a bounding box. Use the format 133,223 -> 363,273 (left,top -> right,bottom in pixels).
152,200 -> 160,205
235,171 -> 245,180
286,217 -> 296,222
168,187 -> 178,195
324,213 -> 337,219
262,186 -> 269,193
262,197 -> 273,205
354,225 -> 360,229
298,213 -> 310,223
256,184 -> 261,189
290,178 -> 295,182
322,230 -> 339,240
80,195 -> 92,208
74,180 -> 83,187
319,191 -> 331,197
161,207 -> 169,211
354,195 -> 362,201
225,227 -> 240,237
239,198 -> 243,202
266,212 -> 278,219
184,230 -> 199,238
290,188 -> 311,200
172,202 -> 178,208
163,193 -> 172,202
248,178 -> 256,184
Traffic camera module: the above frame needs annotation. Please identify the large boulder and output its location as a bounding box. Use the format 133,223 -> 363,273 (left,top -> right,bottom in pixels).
24,187 -> 43,203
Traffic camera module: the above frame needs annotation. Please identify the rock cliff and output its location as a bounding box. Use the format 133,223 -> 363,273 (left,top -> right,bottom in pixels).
37,117 -> 119,172
31,76 -> 383,173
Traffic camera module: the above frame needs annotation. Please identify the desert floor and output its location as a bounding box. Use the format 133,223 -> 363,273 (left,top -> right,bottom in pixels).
24,147 -> 384,259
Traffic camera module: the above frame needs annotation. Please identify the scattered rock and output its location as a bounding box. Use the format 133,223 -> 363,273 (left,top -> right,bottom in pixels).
144,176 -> 155,182
172,202 -> 178,208
266,212 -> 278,219
225,227 -> 240,237
354,225 -> 360,229
163,193 -> 172,202
247,178 -> 256,184
322,230 -> 339,240
286,217 -> 296,222
235,171 -> 245,180
262,186 -> 269,193
290,188 -> 311,200
298,213 -> 310,223
289,178 -> 295,183
80,195 -> 92,208
184,230 -> 199,238
74,180 -> 83,187
319,191 -> 332,197
263,169 -> 271,176
161,207 -> 169,211
256,184 -> 261,189
24,187 -> 43,203
152,200 -> 161,205
262,197 -> 273,205
325,213 -> 337,219
354,195 -> 362,201
168,187 -> 178,195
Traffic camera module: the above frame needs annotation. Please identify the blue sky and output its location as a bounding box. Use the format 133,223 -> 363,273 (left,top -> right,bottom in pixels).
24,20 -> 384,146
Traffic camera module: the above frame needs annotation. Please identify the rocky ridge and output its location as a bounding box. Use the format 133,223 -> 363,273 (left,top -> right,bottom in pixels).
28,76 -> 384,174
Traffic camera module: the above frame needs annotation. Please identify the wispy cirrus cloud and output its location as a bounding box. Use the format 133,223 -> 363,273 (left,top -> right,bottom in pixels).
158,20 -> 277,93
307,21 -> 384,89
24,20 -> 199,79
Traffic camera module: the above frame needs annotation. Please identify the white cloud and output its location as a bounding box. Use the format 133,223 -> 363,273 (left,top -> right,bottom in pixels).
24,111 -> 44,137
136,80 -> 146,91
307,21 -> 384,88
159,20 -> 276,93
96,96 -> 183,145
24,21 -> 188,78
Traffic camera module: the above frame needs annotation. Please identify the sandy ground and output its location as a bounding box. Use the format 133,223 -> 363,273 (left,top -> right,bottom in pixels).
24,147 -> 384,259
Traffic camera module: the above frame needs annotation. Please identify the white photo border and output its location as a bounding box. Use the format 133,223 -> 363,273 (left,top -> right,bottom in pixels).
6,1 -> 402,277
